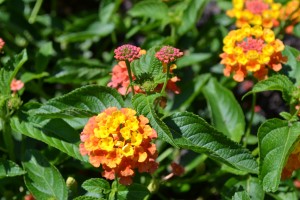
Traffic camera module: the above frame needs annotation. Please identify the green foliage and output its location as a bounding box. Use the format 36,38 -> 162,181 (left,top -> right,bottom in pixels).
82,178 -> 110,195
282,46 -> 300,85
165,112 -> 258,173
0,159 -> 26,178
22,150 -> 68,200
203,78 -> 245,142
258,119 -> 300,192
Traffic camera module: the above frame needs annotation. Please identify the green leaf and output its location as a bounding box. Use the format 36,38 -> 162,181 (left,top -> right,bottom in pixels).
177,0 -> 208,35
74,197 -> 105,200
129,0 -> 168,20
203,78 -> 245,142
29,85 -> 124,119
132,94 -> 177,147
34,42 -> 55,73
165,112 -> 258,173
11,118 -> 88,162
21,72 -> 49,83
0,49 -> 28,95
117,183 -> 150,200
0,159 -> 26,178
56,22 -> 114,43
282,45 -> 300,85
258,119 -> 300,192
176,53 -> 211,68
243,75 -> 295,102
82,178 -> 111,194
232,191 -> 251,200
22,150 -> 68,200
99,0 -> 122,23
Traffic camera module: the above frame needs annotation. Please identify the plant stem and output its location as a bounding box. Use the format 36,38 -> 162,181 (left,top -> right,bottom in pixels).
29,0 -> 43,24
243,93 -> 256,147
125,60 -> 135,95
161,64 -> 170,94
1,117 -> 15,161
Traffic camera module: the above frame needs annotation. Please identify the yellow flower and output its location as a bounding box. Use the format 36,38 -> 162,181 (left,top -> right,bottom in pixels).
79,107 -> 159,185
220,25 -> 287,82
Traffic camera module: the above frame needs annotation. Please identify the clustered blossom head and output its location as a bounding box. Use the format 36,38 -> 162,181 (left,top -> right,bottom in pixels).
220,25 -> 287,82
79,107 -> 159,185
108,62 -> 181,95
107,61 -> 142,95
0,38 -> 5,50
155,46 -> 183,64
279,0 -> 300,34
282,143 -> 300,180
227,0 -> 281,28
10,79 -> 24,93
114,44 -> 142,62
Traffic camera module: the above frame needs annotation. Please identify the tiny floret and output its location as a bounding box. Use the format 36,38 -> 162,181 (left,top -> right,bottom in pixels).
79,107 -> 159,185
10,79 -> 24,92
155,46 -> 183,64
114,44 -> 141,62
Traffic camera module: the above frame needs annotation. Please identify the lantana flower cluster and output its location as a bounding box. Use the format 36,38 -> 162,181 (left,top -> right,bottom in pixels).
220,25 -> 286,82
227,0 -> 281,28
279,0 -> 300,34
282,143 -> 300,180
108,45 -> 182,95
79,107 -> 158,185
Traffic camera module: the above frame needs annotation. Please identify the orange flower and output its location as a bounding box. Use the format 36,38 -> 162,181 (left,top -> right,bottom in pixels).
227,0 -> 281,28
282,143 -> 300,180
10,79 -> 24,92
79,107 -> 159,185
220,25 -> 287,82
279,0 -> 300,34
171,162 -> 185,176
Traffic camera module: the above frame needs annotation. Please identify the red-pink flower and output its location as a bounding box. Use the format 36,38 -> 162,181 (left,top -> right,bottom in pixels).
0,38 -> 5,50
171,162 -> 185,176
155,46 -> 183,64
10,79 -> 24,92
114,44 -> 141,62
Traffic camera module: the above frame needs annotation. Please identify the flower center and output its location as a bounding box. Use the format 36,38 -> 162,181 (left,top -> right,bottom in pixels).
245,0 -> 269,15
237,37 -> 264,53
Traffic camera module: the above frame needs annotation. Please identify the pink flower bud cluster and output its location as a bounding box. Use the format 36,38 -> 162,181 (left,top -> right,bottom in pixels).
114,44 -> 141,62
0,38 -> 5,50
155,46 -> 183,64
10,79 -> 24,92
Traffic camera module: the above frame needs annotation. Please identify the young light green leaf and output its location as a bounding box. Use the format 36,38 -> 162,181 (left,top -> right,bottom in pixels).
232,191 -> 251,200
165,112 -> 258,173
117,183 -> 150,200
0,159 -> 26,178
243,75 -> 295,102
177,0 -> 208,35
11,118 -> 88,162
29,85 -> 124,119
0,49 -> 28,95
129,0 -> 169,20
258,119 -> 300,192
21,72 -> 49,83
203,78 -> 245,142
282,45 -> 300,86
132,94 -> 177,147
82,178 -> 111,194
22,150 -> 68,200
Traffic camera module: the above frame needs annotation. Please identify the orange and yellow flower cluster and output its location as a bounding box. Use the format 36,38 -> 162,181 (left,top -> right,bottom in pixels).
279,0 -> 300,34
282,144 -> 300,180
227,0 -> 281,28
220,25 -> 287,82
79,107 -> 158,185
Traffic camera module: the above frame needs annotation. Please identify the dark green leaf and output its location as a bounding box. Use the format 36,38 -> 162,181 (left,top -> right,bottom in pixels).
117,183 -> 150,200
258,119 -> 300,192
129,0 -> 169,20
132,94 -> 177,147
203,78 -> 245,142
0,159 -> 26,178
29,85 -> 124,119
82,178 -> 111,194
243,75 -> 295,102
177,0 -> 208,35
11,118 -> 87,162
176,53 -> 211,68
21,72 -> 49,83
0,49 -> 28,95
165,112 -> 258,173
282,46 -> 300,85
22,150 -> 68,200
